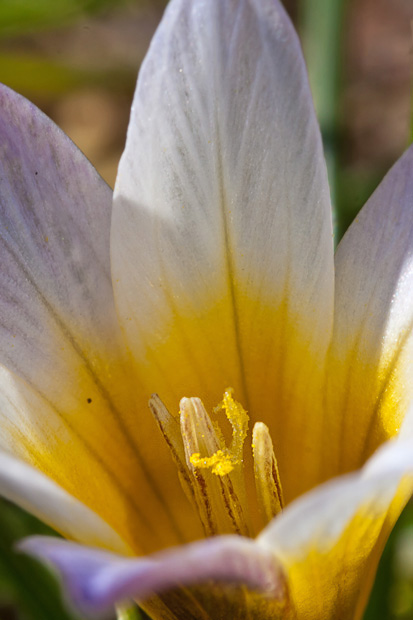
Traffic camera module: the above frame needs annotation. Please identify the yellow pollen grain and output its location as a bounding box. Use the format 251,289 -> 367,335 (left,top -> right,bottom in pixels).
189,388 -> 249,477
190,450 -> 235,476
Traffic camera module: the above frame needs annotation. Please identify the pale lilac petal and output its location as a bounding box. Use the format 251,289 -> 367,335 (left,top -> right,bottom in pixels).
0,84 -> 183,551
20,535 -> 284,617
111,0 -> 334,501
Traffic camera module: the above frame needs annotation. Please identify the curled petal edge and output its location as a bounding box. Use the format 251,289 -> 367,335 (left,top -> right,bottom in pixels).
19,535 -> 286,618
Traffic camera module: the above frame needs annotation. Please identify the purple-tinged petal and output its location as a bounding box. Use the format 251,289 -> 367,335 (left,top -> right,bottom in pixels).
0,83 -> 187,551
19,535 -> 285,618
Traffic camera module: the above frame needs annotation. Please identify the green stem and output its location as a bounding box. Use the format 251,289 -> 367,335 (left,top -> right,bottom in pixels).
298,0 -> 348,240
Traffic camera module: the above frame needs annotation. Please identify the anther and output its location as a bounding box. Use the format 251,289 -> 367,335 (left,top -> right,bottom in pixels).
148,395 -> 197,508
180,397 -> 249,536
252,422 -> 284,524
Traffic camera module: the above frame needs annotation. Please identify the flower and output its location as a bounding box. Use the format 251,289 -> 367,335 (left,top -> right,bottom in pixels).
0,0 -> 413,618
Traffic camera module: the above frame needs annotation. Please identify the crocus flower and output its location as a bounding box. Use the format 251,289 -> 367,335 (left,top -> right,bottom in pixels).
1,0 -> 413,618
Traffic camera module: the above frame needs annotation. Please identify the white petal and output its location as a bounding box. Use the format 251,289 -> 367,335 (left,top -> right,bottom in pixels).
111,0 -> 334,502
400,401 -> 413,439
0,451 -> 130,554
325,145 -> 413,477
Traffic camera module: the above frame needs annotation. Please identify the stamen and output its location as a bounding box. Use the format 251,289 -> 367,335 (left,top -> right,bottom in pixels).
149,391 -> 285,539
180,397 -> 223,535
180,397 -> 250,536
148,395 -> 197,508
187,389 -> 249,477
252,422 -> 284,524
180,398 -> 248,535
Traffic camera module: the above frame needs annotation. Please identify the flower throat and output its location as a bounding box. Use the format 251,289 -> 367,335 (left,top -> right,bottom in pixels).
149,389 -> 284,537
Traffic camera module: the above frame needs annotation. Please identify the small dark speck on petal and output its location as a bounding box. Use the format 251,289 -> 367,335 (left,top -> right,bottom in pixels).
87,398 -> 92,404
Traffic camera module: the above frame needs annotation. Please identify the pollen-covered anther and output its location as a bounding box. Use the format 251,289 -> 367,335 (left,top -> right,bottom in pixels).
252,422 -> 284,524
180,394 -> 250,537
215,388 -> 249,465
189,450 -> 235,476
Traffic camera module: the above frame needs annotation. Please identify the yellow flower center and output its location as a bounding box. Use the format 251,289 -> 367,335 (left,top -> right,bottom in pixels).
149,389 -> 284,538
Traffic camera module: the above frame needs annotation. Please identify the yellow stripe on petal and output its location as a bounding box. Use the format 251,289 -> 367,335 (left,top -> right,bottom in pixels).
232,289 -> 331,505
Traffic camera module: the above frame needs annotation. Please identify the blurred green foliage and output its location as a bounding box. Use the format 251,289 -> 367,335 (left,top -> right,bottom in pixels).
0,53 -> 133,99
0,0 -> 128,36
365,502 -> 413,620
299,0 -> 346,223
0,0 -> 140,100
0,499 -> 83,620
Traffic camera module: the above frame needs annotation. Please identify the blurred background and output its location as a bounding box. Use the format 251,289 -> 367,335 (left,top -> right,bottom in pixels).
0,0 -> 412,618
